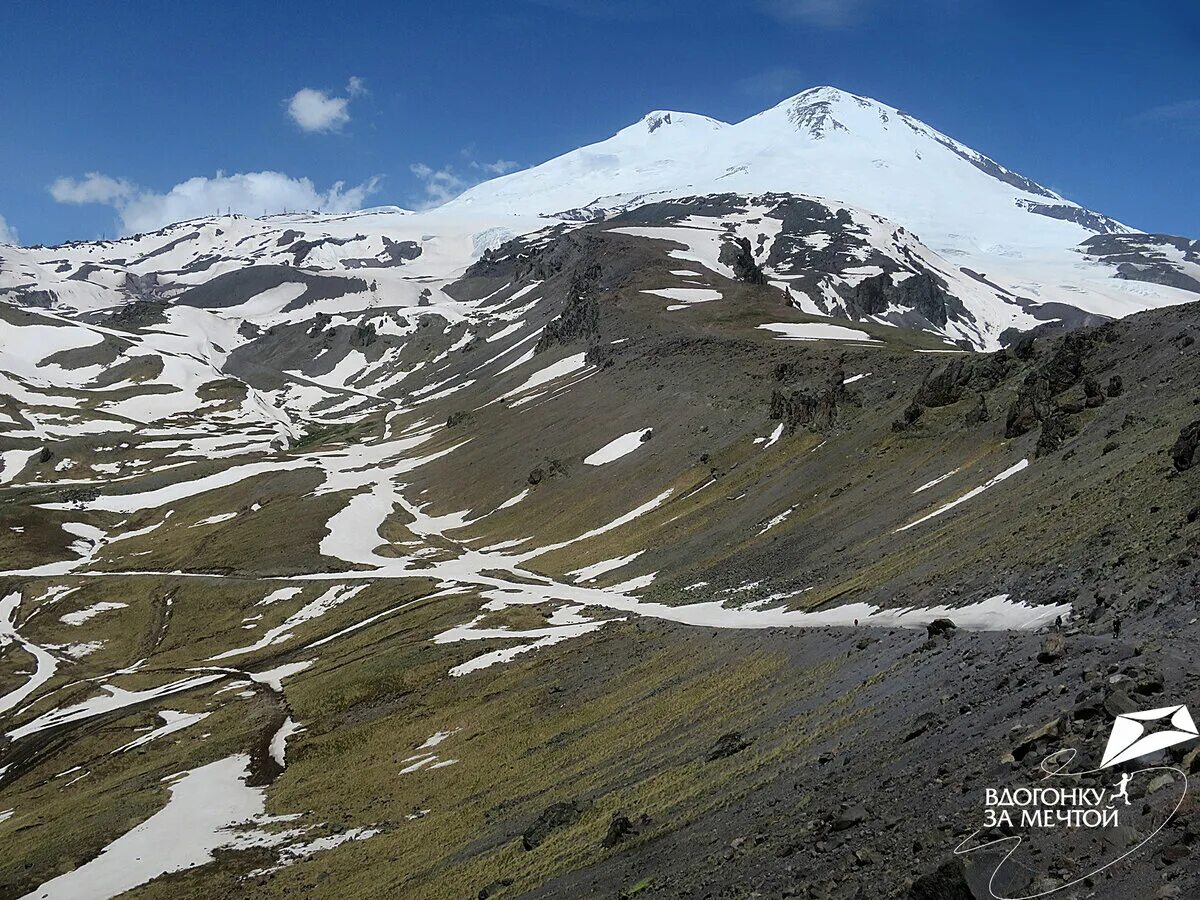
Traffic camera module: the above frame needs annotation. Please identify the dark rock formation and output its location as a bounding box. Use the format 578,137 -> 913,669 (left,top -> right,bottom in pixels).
1080,233 -> 1200,295
843,271 -> 968,328
770,365 -> 855,433
287,233 -> 365,267
477,879 -> 514,899
907,859 -> 978,899
926,618 -> 956,638
174,265 -> 367,311
537,288 -> 599,351
718,237 -> 767,284
602,813 -> 637,848
1016,200 -> 1127,234
528,459 -> 567,486
1173,421 -> 1200,472
107,299 -> 168,328
706,732 -> 751,761
892,399 -> 923,432
914,353 -> 1009,409
1037,633 -> 1066,663
964,392 -> 989,425
351,322 -> 377,348
523,801 -> 583,850
1005,326 -> 1113,453
831,803 -> 868,831
1035,408 -> 1078,457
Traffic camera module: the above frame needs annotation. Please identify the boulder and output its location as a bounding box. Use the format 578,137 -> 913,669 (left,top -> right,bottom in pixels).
926,618 -> 957,638
522,801 -> 584,850
706,731 -> 751,761
1172,420 -> 1200,471
831,804 -> 868,831
908,859 -> 979,899
602,813 -> 636,848
1037,633 -> 1066,663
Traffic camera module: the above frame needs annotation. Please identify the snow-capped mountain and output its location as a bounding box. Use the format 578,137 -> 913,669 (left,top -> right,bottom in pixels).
4,86 -> 1195,352
449,86 -> 1126,252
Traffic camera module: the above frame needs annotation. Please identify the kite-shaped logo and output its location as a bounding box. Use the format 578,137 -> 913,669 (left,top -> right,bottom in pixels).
1100,705 -> 1199,768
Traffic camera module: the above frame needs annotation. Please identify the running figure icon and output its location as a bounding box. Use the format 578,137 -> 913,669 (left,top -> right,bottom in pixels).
1109,772 -> 1132,806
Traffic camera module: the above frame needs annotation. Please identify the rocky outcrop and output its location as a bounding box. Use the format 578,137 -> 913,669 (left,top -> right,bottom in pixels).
718,237 -> 767,284
770,362 -> 856,433
602,813 -> 642,848
771,387 -> 839,432
536,273 -> 600,352
842,271 -> 970,329
914,353 -> 1010,409
1034,409 -> 1075,457
522,801 -> 583,850
122,272 -> 169,302
1016,200 -> 1128,234
1081,233 -> 1200,296
1173,421 -> 1200,472
1037,633 -> 1066,663
174,265 -> 368,311
892,399 -> 924,432
527,459 -> 568,485
1004,326 -> 1116,455
706,732 -> 751,761
107,299 -> 168,329
964,393 -> 989,425
907,859 -> 979,899
287,233 -> 366,267
351,322 -> 377,348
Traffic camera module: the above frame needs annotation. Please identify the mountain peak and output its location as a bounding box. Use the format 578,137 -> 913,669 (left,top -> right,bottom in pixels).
765,85 -> 893,138
635,110 -> 728,135
788,84 -> 862,103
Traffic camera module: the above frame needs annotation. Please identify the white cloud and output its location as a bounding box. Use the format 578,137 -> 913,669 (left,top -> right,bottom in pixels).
285,77 -> 365,133
409,163 -> 468,207
48,170 -> 382,235
287,88 -> 350,133
474,159 -> 520,176
0,213 -> 18,246
49,172 -> 136,205
409,154 -> 522,208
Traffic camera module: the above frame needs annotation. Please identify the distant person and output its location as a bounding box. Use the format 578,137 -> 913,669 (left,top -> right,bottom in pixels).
1112,616 -> 1121,639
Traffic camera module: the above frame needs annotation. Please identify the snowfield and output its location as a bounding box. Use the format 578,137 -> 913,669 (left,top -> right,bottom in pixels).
584,429 -> 652,465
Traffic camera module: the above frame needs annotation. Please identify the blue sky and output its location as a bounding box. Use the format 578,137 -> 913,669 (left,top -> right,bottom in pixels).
1,0 -> 1197,245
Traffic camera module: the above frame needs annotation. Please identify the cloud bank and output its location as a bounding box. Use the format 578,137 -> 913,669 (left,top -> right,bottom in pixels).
49,170 -> 382,235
